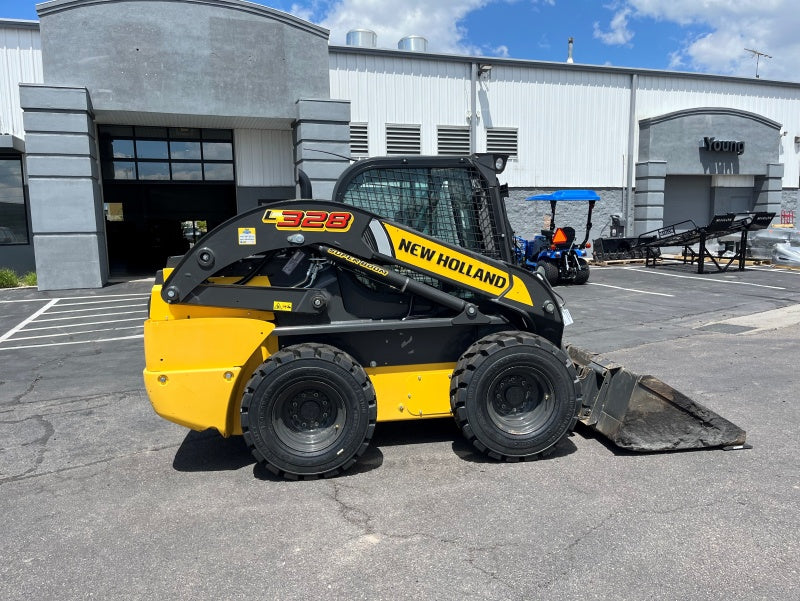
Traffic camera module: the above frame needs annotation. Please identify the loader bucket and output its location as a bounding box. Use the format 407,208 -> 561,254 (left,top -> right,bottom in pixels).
567,346 -> 746,451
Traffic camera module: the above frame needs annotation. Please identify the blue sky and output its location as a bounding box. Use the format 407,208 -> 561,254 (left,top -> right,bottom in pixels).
3,0 -> 798,82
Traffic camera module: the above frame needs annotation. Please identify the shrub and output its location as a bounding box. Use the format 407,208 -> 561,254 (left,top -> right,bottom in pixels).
21,272 -> 37,287
0,268 -> 20,288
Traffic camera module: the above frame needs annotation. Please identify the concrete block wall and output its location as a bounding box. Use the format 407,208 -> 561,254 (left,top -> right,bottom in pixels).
20,84 -> 107,290
294,99 -> 351,200
633,161 -> 667,235
754,163 -> 784,216
505,188 -> 625,246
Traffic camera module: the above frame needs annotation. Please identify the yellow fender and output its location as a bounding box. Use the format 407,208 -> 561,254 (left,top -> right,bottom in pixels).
143,317 -> 275,436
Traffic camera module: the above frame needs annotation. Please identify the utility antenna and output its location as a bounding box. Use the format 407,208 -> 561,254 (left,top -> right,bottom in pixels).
744,48 -> 772,78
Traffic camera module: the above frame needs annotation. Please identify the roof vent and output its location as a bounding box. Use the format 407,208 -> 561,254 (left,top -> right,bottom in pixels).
398,35 -> 428,52
346,29 -> 377,48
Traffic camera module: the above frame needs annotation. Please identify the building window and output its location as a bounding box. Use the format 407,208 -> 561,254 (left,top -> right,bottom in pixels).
486,128 -> 518,157
350,123 -> 368,157
437,126 -> 470,155
386,124 -> 421,155
0,156 -> 29,245
98,126 -> 235,182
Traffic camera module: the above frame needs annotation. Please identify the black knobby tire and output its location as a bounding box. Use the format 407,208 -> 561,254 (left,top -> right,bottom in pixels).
240,343 -> 377,480
450,331 -> 581,461
538,260 -> 560,285
574,258 -> 590,285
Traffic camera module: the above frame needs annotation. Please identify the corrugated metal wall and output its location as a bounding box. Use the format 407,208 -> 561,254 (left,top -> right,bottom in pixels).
330,50 -> 800,190
0,23 -> 42,137
330,53 -> 472,158
330,52 -> 633,187
234,128 -> 294,187
482,66 -> 631,187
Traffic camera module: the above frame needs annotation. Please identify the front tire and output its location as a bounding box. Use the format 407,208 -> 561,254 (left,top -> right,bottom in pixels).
450,331 -> 580,460
538,260 -> 560,285
574,258 -> 590,284
241,343 -> 376,480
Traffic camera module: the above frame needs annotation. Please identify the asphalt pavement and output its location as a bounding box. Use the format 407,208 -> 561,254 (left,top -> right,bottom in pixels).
1,263 -> 799,600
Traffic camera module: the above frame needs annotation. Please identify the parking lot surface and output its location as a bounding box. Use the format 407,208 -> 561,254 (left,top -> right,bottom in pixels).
1,264 -> 799,600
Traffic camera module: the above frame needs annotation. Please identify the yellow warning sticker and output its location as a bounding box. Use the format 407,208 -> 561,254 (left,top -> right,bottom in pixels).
272,301 -> 293,311
238,227 -> 256,245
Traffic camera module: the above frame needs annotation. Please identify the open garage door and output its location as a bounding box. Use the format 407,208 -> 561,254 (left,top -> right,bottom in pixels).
99,125 -> 237,276
104,182 -> 235,275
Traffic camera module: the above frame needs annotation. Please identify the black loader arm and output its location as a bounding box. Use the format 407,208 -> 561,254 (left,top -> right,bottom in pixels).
160,200 -> 569,347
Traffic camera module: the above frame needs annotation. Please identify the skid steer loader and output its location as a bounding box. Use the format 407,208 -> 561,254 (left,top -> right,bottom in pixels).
143,154 -> 746,479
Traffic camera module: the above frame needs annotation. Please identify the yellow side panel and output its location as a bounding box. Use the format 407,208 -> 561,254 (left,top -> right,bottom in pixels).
367,363 -> 456,421
144,317 -> 274,371
143,317 -> 275,435
145,368 -> 242,433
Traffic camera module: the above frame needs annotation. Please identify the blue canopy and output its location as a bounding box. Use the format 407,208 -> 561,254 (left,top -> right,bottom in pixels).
525,190 -> 600,202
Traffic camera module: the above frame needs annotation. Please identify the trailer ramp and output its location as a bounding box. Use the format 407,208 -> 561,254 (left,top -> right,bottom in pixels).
635,212 -> 774,274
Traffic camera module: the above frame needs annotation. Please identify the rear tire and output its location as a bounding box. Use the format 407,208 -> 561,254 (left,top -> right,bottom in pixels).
574,258 -> 590,284
450,331 -> 580,460
538,260 -> 560,285
241,343 -> 376,480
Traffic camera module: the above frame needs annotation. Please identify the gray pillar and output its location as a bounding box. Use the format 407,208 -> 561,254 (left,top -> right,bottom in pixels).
633,161 -> 667,235
753,163 -> 783,221
20,85 -> 107,290
294,99 -> 351,200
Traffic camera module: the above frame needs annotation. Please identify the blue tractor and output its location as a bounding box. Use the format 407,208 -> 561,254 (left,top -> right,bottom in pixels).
515,189 -> 599,285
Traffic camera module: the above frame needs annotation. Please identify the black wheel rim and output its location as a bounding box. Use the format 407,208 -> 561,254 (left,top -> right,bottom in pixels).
486,365 -> 556,435
271,378 -> 347,453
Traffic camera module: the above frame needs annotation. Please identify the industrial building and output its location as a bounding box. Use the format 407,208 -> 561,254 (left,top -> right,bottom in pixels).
1,0 -> 798,290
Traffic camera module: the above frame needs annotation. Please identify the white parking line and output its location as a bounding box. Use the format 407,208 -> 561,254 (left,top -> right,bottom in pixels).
50,293 -> 150,301
45,303 -> 147,315
1,293 -> 149,350
8,324 -> 144,342
625,267 -> 787,290
35,309 -> 148,323
56,297 -> 150,307
0,299 -> 59,343
747,265 -> 800,275
587,282 -> 674,297
0,298 -> 53,304
0,334 -> 144,351
23,317 -> 147,332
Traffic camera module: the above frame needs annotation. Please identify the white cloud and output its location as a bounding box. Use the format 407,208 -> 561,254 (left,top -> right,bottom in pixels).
621,0 -> 800,81
276,0 -> 517,57
593,8 -> 634,46
491,44 -> 510,58
315,0 -> 495,55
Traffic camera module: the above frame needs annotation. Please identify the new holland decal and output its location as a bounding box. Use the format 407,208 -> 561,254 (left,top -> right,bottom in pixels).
382,223 -> 510,294
262,209 -> 354,232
